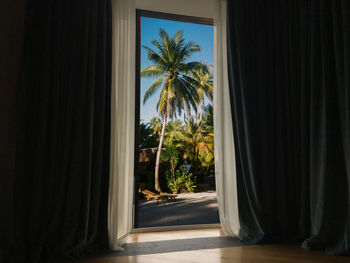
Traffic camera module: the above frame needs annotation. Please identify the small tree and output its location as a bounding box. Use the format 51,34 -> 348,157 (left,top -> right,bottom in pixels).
161,145 -> 179,180
167,166 -> 196,194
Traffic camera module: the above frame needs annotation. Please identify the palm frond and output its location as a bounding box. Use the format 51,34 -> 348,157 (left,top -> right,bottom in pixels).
142,45 -> 167,65
178,62 -> 205,74
174,30 -> 184,44
140,65 -> 165,78
141,29 -> 205,121
143,76 -> 164,104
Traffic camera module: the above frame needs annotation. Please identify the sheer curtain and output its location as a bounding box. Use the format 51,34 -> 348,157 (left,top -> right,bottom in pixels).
108,0 -> 135,251
213,0 -> 240,237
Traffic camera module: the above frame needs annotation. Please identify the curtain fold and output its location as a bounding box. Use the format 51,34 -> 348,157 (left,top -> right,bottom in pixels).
213,0 -> 240,237
8,0 -> 112,262
301,0 -> 350,254
227,0 -> 350,255
108,0 -> 135,251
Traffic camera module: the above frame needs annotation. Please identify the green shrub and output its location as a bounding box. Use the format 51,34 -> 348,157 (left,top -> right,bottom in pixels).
167,166 -> 196,193
167,174 -> 183,194
176,166 -> 196,192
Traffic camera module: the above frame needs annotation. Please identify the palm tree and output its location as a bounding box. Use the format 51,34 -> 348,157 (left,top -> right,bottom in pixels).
191,64 -> 213,122
141,29 -> 203,192
164,120 -> 183,146
150,117 -> 163,137
202,104 -> 213,133
179,108 -> 214,176
180,117 -> 204,177
200,104 -> 214,170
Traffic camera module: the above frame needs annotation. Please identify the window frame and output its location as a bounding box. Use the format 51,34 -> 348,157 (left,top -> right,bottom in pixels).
133,9 -> 214,229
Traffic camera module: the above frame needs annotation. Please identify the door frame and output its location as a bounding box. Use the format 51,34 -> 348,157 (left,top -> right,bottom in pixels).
133,9 -> 214,228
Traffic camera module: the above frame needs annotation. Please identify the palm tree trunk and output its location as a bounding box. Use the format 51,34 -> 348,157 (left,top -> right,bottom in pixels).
154,115 -> 167,192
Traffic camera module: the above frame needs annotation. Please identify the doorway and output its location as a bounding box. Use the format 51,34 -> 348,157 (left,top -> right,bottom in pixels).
134,10 -> 218,228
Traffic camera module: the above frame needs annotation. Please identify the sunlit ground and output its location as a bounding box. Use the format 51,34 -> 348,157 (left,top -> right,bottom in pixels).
138,191 -> 219,227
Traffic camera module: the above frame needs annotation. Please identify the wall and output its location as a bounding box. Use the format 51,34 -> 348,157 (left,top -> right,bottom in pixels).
135,0 -> 217,19
0,0 -> 27,255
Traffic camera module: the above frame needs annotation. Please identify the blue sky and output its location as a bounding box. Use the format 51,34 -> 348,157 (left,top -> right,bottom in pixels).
140,17 -> 213,123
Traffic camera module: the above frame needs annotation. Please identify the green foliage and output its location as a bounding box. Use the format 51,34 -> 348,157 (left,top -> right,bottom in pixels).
141,28 -> 205,119
200,104 -> 214,170
177,167 -> 196,192
178,117 -> 204,176
191,63 -> 213,121
139,104 -> 215,189
164,120 -> 183,146
203,104 -> 213,130
150,117 -> 162,136
161,144 -> 179,180
167,173 -> 183,194
139,28 -> 215,191
139,122 -> 158,148
167,166 -> 196,193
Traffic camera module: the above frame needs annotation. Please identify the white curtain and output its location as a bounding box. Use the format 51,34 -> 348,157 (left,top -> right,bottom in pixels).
108,0 -> 135,251
213,0 -> 240,237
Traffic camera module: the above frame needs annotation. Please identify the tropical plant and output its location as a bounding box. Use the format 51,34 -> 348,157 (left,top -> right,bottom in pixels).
161,144 -> 179,180
191,64 -> 213,122
150,117 -> 163,136
167,166 -> 196,193
179,117 -> 204,176
202,104 -> 213,131
177,166 -> 196,192
139,122 -> 158,148
141,28 -> 204,192
167,175 -> 183,194
200,104 -> 215,170
164,120 -> 183,146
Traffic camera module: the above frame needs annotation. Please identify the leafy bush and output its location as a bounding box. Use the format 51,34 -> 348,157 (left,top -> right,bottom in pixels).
167,174 -> 183,194
182,175 -> 196,192
167,166 -> 196,193
177,166 -> 196,192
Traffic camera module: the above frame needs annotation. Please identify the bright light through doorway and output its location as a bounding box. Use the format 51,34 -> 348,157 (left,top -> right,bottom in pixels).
136,12 -> 218,228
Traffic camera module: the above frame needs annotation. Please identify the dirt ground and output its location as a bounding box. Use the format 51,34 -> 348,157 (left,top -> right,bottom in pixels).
138,191 -> 220,227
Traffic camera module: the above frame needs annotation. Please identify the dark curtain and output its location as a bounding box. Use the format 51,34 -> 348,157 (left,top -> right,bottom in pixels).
227,0 -> 349,255
7,0 -> 111,262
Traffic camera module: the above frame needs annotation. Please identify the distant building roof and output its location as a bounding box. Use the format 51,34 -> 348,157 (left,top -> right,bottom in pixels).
139,148 -> 157,163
